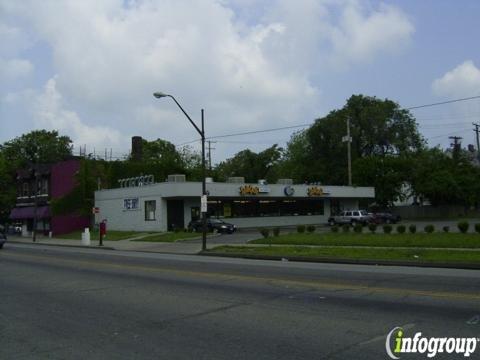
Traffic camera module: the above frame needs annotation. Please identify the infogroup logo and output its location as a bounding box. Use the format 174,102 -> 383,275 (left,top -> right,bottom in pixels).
385,327 -> 479,359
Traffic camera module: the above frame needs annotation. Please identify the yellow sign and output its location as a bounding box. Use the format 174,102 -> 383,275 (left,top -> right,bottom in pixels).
239,185 -> 260,195
307,187 -> 324,196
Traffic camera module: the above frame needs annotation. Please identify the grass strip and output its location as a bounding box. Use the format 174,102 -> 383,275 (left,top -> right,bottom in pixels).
250,232 -> 480,248
208,246 -> 480,264
131,231 -> 203,242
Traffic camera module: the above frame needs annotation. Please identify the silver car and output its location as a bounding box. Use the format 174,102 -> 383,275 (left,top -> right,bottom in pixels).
328,210 -> 373,226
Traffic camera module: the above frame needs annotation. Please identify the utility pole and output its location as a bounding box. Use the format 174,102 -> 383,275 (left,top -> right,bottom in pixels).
342,117 -> 353,186
473,123 -> 480,160
207,140 -> 216,171
449,136 -> 462,162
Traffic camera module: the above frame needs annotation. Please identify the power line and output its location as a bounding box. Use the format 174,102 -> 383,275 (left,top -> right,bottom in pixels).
176,95 -> 480,145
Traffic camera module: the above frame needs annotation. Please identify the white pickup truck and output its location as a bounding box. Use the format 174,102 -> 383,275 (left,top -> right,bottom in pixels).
328,210 -> 373,226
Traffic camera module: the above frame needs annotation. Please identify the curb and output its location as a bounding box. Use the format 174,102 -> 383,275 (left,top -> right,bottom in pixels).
199,251 -> 480,270
7,240 -> 115,251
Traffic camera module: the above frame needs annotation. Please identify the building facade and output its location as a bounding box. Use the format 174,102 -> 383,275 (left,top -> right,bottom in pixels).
9,158 -> 90,236
95,177 -> 375,231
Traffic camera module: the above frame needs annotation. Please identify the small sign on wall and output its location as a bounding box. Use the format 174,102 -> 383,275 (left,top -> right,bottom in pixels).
124,198 -> 139,210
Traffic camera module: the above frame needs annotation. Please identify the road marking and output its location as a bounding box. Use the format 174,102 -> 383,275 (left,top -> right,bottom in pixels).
467,315 -> 480,325
3,251 -> 480,301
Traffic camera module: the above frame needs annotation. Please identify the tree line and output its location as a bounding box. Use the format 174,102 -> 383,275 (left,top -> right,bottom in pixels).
1,94 -> 479,222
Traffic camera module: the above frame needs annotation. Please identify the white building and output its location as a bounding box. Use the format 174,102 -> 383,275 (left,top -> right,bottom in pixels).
94,176 -> 375,231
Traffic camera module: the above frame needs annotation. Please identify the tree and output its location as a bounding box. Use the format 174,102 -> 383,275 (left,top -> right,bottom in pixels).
353,155 -> 408,207
0,130 -> 73,168
410,148 -> 480,207
216,145 -> 283,183
0,130 -> 73,223
280,95 -> 424,205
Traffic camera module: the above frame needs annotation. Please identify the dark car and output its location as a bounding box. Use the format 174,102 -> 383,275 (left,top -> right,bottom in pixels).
372,212 -> 401,224
188,218 -> 237,234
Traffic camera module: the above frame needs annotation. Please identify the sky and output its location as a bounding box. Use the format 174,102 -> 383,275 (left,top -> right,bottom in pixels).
1,0 -> 480,164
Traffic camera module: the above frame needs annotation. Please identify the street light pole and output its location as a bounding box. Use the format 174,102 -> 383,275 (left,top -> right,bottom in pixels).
153,92 -> 207,251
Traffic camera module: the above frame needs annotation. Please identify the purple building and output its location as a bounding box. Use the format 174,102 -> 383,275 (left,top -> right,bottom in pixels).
9,158 -> 90,237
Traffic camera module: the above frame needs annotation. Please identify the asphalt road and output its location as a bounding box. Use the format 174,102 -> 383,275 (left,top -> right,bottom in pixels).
1,243 -> 479,360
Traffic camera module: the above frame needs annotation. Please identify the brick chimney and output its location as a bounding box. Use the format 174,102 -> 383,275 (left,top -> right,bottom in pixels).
131,136 -> 143,161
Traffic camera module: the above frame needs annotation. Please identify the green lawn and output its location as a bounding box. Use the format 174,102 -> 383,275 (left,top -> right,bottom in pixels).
208,245 -> 480,264
131,231 -> 204,243
56,230 -> 157,241
250,232 -> 480,248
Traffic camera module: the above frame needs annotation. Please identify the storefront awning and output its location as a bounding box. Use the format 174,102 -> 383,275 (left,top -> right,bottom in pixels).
9,206 -> 51,220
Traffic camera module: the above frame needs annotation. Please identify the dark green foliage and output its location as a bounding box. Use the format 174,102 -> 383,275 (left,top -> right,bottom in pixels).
306,225 -> 315,233
331,225 -> 339,233
475,224 -> 480,234
443,226 -> 450,233
409,224 -> 417,234
383,224 -> 393,234
259,228 -> 270,238
216,145 -> 283,183
353,224 -> 363,233
424,225 -> 435,233
273,227 -> 280,237
297,225 -> 306,233
397,225 -> 406,234
342,224 -> 350,233
458,221 -> 469,234
368,223 -> 377,233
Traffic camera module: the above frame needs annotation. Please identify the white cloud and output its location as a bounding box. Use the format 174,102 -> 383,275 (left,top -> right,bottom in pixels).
34,77 -> 122,150
0,58 -> 33,80
432,60 -> 480,97
1,0 -> 415,159
328,2 -> 414,67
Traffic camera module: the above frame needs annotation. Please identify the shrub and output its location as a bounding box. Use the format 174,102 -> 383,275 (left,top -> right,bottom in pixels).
368,223 -> 377,233
458,221 -> 469,234
475,224 -> 480,234
174,227 -> 182,233
273,227 -> 280,237
409,224 -> 417,234
306,225 -> 316,233
353,223 -> 363,233
442,226 -> 450,233
342,224 -> 350,233
383,224 -> 393,234
297,225 -> 306,233
259,228 -> 270,238
397,225 -> 406,234
331,225 -> 339,233
424,224 -> 435,233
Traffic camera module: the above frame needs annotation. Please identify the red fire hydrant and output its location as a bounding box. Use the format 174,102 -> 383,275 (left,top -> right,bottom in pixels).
99,220 -> 107,246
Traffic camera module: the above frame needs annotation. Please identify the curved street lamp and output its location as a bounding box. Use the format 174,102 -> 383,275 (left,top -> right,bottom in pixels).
153,92 -> 207,251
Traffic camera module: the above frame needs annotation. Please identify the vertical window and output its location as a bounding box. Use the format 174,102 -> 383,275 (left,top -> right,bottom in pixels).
145,200 -> 156,221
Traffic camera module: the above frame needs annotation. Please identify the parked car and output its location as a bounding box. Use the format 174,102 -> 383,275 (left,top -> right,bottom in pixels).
188,218 -> 237,234
372,212 -> 401,224
328,210 -> 373,226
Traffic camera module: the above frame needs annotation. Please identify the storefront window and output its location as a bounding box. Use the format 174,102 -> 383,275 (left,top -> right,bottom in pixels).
206,199 -> 324,218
